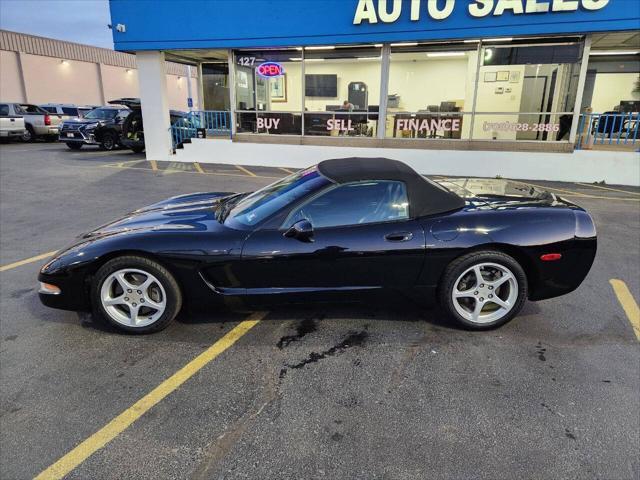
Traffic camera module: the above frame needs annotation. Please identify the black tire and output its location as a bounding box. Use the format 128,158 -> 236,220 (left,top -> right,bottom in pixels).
66,142 -> 82,150
438,250 -> 528,330
131,146 -> 145,154
22,125 -> 35,142
99,132 -> 116,151
91,255 -> 182,334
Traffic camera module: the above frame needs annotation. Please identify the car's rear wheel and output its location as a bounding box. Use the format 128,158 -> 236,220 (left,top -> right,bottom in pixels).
22,125 -> 35,142
131,146 -> 145,154
66,142 -> 82,150
439,251 -> 527,330
99,132 -> 116,151
91,256 -> 182,334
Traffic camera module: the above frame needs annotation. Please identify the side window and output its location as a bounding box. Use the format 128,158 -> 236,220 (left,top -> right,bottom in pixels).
0,104 -> 8,116
287,181 -> 409,229
62,107 -> 78,116
43,106 -> 57,113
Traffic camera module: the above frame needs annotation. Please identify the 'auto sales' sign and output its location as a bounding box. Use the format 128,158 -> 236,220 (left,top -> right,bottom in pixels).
353,0 -> 610,24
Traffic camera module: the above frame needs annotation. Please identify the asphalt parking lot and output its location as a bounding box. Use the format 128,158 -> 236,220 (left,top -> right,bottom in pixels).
1,142 -> 639,480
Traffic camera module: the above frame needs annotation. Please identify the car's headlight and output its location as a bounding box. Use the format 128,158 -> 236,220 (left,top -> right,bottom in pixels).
83,122 -> 99,130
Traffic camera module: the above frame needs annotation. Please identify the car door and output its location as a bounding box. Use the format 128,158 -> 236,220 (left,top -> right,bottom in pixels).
239,180 -> 426,292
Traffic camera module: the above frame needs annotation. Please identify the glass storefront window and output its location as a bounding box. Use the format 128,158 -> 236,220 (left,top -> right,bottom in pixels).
202,63 -> 230,111
229,38 -> 587,143
472,42 -> 582,141
303,45 -> 382,137
234,49 -> 302,135
386,43 -> 478,139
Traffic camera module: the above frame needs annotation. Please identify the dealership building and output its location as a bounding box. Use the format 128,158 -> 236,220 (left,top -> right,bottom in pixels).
108,0 -> 640,184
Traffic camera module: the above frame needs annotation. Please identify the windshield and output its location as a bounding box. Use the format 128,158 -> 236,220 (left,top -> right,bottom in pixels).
84,108 -> 118,120
223,167 -> 331,229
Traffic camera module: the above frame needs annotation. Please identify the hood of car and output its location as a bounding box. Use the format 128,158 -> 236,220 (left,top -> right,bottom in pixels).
82,192 -> 236,238
63,118 -> 105,125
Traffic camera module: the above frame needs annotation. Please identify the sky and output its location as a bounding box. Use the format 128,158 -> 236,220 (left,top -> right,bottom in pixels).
0,0 -> 114,49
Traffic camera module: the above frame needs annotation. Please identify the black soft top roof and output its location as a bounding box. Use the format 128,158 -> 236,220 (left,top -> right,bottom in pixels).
317,157 -> 465,217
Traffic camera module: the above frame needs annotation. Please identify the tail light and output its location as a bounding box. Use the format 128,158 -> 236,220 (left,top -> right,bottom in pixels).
44,114 -> 51,126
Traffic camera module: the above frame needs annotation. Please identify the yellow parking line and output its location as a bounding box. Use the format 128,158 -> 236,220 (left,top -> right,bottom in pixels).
149,160 -> 158,171
193,162 -> 205,174
610,280 -> 640,341
575,182 -> 640,197
101,164 -> 280,180
235,165 -> 257,177
279,167 -> 294,175
0,251 -> 57,272
34,312 -> 267,480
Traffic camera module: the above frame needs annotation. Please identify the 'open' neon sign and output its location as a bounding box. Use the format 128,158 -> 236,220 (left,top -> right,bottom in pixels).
257,62 -> 285,78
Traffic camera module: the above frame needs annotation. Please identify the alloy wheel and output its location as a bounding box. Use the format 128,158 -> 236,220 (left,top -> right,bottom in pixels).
451,262 -> 518,324
100,268 -> 167,328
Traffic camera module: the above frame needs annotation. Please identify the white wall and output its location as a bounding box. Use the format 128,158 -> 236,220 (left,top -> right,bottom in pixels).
473,65 -> 526,140
175,138 -> 640,186
0,50 -> 196,110
20,53 -> 104,105
590,73 -> 640,112
0,50 -> 24,102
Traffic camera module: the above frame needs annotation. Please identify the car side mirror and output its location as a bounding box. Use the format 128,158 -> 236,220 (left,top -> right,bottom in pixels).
284,219 -> 314,243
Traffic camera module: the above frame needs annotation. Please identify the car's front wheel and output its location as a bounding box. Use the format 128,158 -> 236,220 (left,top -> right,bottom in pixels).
91,256 -> 182,334
99,132 -> 116,151
439,251 -> 527,330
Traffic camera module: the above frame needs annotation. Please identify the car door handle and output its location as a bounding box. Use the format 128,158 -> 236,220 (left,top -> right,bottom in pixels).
384,232 -> 413,242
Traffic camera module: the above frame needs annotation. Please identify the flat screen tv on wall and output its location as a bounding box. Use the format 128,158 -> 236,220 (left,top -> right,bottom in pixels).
305,74 -> 338,97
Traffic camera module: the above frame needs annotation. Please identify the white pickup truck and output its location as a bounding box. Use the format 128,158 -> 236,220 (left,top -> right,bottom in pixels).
0,103 -> 26,142
1,102 -> 62,142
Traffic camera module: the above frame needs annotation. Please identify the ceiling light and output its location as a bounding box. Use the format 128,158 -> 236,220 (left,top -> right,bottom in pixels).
357,56 -> 382,60
305,46 -> 335,50
484,37 -> 513,42
289,57 -> 303,61
60,59 -> 69,65
464,39 -> 480,43
427,52 -> 466,57
589,50 -> 639,56
305,58 -> 325,62
391,42 -> 418,47
374,44 -> 383,47
126,69 -> 132,74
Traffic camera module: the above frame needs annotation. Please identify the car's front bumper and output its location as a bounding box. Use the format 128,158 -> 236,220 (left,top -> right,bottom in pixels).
59,130 -> 99,145
38,271 -> 91,311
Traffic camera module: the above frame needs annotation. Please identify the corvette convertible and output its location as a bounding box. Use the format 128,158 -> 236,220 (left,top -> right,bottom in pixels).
38,158 -> 596,333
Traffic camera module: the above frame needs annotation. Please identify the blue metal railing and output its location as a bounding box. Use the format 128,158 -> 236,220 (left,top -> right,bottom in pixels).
170,110 -> 232,149
576,112 -> 639,149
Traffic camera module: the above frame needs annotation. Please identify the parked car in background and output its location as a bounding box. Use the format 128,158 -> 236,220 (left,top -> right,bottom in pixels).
58,106 -> 130,150
40,104 -> 99,120
109,98 -> 190,153
0,103 -> 26,142
2,103 -> 62,142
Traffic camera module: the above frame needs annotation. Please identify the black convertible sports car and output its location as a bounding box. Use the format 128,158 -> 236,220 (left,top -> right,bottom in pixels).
38,158 -> 597,333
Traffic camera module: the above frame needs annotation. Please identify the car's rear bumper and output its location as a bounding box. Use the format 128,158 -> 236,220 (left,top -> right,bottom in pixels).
0,129 -> 25,138
35,126 -> 59,135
